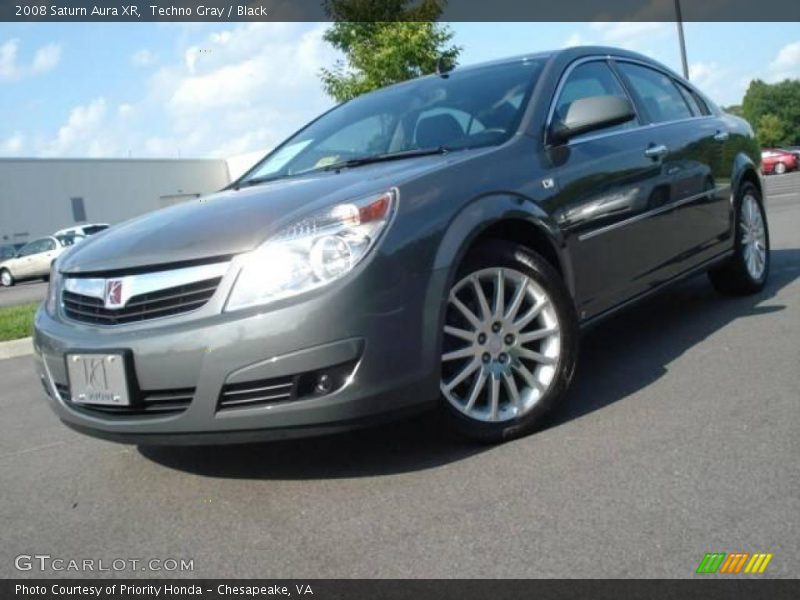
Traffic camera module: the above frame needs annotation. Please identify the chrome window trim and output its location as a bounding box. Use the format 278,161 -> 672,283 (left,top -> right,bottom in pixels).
62,261 -> 231,309
578,184 -> 732,242
544,55 -> 716,148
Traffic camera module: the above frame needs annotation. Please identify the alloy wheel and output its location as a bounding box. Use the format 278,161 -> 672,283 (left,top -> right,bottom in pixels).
740,194 -> 767,281
775,162 -> 786,175
441,267 -> 561,423
0,271 -> 10,286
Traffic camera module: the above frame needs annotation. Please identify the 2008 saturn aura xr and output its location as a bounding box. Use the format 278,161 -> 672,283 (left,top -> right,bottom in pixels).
33,46 -> 769,443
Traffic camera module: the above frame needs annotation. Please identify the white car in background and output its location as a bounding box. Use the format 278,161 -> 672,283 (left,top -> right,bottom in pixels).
0,235 -> 81,287
54,223 -> 110,237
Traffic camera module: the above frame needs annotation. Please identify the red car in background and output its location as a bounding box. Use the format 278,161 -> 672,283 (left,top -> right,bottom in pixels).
761,148 -> 798,175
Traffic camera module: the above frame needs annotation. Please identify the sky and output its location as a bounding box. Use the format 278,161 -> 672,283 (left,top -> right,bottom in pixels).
0,21 -> 798,160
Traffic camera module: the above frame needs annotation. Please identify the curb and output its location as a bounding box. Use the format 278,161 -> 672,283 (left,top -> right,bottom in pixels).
0,337 -> 33,360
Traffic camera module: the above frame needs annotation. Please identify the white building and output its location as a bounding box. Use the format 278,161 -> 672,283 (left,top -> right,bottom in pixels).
0,157 -> 231,246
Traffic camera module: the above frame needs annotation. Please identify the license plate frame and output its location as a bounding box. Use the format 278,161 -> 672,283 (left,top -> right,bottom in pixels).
66,352 -> 132,407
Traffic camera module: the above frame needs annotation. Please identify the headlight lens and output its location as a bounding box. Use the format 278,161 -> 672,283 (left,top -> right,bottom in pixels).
225,189 -> 397,312
45,265 -> 63,316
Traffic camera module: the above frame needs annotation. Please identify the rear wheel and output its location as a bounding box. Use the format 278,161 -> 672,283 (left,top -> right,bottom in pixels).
774,162 -> 786,175
708,183 -> 769,295
440,241 -> 578,443
0,269 -> 14,287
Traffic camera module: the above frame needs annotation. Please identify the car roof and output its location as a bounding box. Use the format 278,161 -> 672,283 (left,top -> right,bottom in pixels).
373,46 -> 683,98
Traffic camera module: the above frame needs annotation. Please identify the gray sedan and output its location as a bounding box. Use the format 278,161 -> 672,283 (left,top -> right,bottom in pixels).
33,46 -> 767,444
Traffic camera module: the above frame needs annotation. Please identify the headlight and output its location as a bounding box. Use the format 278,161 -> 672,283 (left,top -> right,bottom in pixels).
225,189 -> 397,312
45,264 -> 63,316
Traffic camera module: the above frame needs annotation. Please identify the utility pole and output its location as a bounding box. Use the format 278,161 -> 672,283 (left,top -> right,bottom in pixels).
675,0 -> 689,79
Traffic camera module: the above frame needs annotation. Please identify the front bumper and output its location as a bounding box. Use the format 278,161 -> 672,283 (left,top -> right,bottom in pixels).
33,264 -> 447,445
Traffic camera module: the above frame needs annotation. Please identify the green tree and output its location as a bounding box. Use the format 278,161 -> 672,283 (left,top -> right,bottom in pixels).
756,113 -> 787,147
742,78 -> 800,146
319,0 -> 461,102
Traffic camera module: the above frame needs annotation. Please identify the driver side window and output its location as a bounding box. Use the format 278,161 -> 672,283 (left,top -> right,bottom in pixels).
555,61 -> 636,138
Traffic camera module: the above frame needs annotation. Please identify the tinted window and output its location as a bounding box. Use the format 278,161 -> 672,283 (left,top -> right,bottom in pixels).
56,234 -> 82,247
242,60 -> 545,183
82,225 -> 108,235
0,245 -> 16,259
617,63 -> 692,123
675,83 -> 703,116
554,61 -> 635,135
19,240 -> 44,256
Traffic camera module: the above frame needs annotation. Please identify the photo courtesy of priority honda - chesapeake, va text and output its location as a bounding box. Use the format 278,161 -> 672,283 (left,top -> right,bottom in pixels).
32,46 -> 768,445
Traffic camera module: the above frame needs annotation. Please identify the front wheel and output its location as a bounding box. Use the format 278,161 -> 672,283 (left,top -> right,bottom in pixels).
708,183 -> 769,295
0,269 -> 14,287
774,162 -> 786,175
439,241 -> 578,443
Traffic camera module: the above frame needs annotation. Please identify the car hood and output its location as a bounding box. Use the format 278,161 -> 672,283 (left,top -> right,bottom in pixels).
58,153 -> 467,274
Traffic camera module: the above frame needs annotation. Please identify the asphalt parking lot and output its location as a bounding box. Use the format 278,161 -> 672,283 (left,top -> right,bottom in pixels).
0,174 -> 798,579
0,279 -> 46,308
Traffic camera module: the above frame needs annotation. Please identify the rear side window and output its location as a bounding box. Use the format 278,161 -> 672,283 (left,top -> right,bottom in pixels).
617,62 -> 693,123
554,61 -> 636,136
674,82 -> 710,116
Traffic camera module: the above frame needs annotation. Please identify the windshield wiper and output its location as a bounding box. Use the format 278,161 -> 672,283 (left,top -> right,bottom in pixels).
234,146 -> 449,190
322,146 -> 449,171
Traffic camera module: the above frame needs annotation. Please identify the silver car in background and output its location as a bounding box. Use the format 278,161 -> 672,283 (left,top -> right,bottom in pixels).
0,235 -> 81,287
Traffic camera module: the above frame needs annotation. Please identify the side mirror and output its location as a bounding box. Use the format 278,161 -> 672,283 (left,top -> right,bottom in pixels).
550,95 -> 636,145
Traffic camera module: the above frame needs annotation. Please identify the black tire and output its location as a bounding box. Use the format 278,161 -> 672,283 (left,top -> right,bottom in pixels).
440,240 -> 579,443
708,182 -> 770,295
0,269 -> 14,287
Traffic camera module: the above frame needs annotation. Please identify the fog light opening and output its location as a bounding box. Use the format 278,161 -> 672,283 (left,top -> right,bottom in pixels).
315,373 -> 333,394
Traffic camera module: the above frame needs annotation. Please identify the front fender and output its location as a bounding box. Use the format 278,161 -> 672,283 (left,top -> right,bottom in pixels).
433,192 -> 571,292
419,192 -> 571,388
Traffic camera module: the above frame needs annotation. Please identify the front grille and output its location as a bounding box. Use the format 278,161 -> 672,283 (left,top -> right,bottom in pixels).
62,277 -> 221,325
55,382 -> 194,416
217,376 -> 296,410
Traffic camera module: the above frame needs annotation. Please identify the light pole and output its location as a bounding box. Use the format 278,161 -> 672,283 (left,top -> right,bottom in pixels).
675,0 -> 689,79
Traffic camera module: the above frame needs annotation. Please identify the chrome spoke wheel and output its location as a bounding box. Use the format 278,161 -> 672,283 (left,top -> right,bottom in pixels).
740,194 -> 767,281
441,267 -> 561,423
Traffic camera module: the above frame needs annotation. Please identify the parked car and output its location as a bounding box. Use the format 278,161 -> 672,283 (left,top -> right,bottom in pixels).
761,149 -> 797,175
54,223 -> 110,237
33,46 -> 767,445
0,244 -> 20,261
781,146 -> 800,161
0,235 -> 79,287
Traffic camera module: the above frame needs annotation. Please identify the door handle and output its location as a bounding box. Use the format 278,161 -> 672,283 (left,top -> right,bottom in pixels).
714,130 -> 730,142
645,144 -> 668,159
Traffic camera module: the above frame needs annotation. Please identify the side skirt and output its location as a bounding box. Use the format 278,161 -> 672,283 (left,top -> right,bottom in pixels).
578,249 -> 735,332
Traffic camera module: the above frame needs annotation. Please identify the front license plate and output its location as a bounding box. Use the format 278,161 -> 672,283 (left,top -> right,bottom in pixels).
66,353 -> 131,406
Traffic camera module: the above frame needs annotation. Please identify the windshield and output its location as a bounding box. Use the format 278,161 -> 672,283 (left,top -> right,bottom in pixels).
239,59 -> 545,185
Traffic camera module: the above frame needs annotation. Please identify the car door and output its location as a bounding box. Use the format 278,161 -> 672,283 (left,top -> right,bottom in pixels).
12,240 -> 41,279
30,237 -> 58,277
614,61 -> 730,276
546,59 -> 685,319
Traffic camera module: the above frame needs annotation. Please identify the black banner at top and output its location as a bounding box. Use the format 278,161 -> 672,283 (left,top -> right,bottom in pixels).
3,0 -> 800,22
